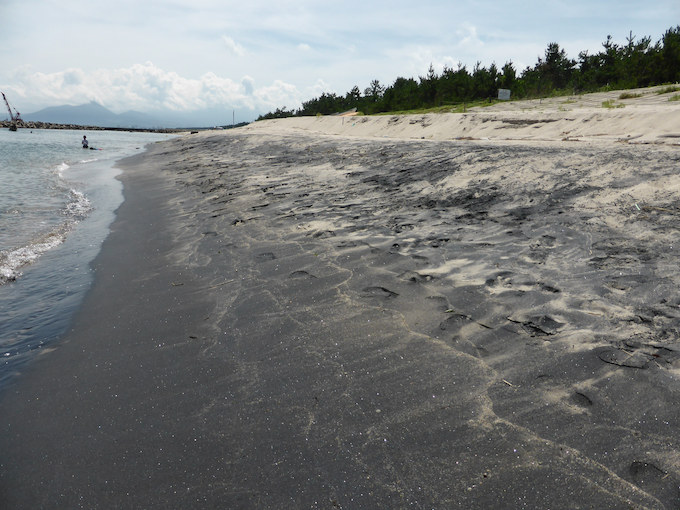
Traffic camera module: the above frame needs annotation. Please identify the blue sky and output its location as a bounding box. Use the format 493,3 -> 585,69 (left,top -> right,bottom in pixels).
1,0 -> 678,122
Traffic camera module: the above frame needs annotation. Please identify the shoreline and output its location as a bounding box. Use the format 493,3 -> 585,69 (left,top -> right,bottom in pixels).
0,131 -> 178,389
2,98 -> 680,507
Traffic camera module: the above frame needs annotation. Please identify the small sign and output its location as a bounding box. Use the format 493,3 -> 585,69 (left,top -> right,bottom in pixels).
498,89 -> 511,101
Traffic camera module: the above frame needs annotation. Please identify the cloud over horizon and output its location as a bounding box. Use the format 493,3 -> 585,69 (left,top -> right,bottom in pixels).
4,62 -> 307,117
1,0 -> 678,123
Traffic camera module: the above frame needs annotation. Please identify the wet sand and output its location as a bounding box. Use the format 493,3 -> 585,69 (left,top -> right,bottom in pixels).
2,90 -> 680,508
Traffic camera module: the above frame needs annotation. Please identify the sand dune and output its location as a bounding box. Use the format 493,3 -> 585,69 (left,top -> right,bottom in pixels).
247,84 -> 680,146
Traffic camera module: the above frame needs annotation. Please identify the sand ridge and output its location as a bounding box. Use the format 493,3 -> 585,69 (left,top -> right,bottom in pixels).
246,84 -> 680,146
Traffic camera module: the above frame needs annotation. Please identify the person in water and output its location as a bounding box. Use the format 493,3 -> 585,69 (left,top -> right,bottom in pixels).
82,135 -> 89,149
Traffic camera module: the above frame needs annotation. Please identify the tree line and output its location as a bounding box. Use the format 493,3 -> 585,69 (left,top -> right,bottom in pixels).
258,25 -> 680,119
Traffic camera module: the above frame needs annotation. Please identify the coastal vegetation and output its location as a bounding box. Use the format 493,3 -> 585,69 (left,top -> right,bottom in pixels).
601,99 -> 625,109
258,25 -> 680,119
618,92 -> 643,99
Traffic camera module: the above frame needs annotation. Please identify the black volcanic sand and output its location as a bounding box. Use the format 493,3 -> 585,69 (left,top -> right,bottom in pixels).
2,131 -> 680,508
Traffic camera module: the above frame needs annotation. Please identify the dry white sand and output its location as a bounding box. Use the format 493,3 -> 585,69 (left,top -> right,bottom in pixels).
245,84 -> 680,146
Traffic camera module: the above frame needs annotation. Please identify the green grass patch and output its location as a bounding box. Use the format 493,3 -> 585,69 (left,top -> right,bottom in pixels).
656,85 -> 680,95
602,99 -> 625,109
670,94 -> 680,102
618,92 -> 643,99
377,99 -> 502,116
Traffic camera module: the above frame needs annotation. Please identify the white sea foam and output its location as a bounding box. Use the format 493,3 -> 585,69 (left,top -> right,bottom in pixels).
0,229 -> 69,284
0,189 -> 91,285
64,189 -> 92,218
0,128 -> 175,388
54,162 -> 70,177
0,130 -> 172,288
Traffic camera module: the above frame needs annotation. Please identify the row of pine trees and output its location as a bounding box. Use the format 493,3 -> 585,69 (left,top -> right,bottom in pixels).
258,26 -> 680,120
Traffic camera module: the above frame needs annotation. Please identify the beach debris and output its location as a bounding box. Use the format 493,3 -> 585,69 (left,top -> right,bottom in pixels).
207,279 -> 235,289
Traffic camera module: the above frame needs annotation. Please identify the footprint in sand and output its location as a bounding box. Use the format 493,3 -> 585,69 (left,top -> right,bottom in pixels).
399,271 -> 435,283
508,315 -> 564,336
289,270 -> 317,279
596,347 -> 653,369
439,313 -> 471,331
361,286 -> 399,299
628,460 -> 678,507
571,391 -> 594,408
311,231 -> 336,239
629,461 -> 667,486
521,316 -> 564,336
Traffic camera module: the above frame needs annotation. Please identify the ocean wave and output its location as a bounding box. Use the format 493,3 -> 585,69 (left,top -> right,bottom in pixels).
0,188 -> 92,285
0,229 -> 67,284
64,189 -> 92,219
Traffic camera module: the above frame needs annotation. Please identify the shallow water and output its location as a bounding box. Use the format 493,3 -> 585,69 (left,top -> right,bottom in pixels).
0,128 -> 176,387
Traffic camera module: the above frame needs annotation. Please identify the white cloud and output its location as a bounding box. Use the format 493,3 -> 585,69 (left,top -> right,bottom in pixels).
4,62 -> 304,115
241,75 -> 255,96
222,36 -> 246,57
308,78 -> 334,97
457,24 -> 483,49
253,79 -> 302,108
297,43 -> 311,52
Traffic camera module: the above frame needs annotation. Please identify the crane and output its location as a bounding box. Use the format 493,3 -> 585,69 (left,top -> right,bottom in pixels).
2,91 -> 22,131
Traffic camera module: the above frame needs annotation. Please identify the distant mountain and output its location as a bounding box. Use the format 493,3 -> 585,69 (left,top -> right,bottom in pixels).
23,102 -> 258,128
23,102 -> 162,129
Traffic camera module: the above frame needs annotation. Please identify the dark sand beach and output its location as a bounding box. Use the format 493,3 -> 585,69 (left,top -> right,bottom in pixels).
2,90 -> 680,508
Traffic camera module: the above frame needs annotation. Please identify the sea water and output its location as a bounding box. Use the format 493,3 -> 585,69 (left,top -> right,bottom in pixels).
0,128 -> 176,388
